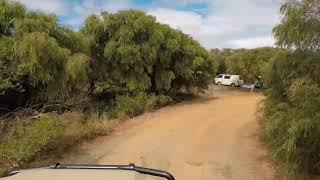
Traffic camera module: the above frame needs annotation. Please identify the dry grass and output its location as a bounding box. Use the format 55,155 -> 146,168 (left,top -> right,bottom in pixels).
0,93 -> 177,177
0,111 -> 121,177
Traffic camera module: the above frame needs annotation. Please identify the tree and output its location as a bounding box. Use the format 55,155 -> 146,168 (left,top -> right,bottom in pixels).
263,0 -> 320,175
273,0 -> 320,50
211,47 -> 283,83
0,0 -> 90,104
210,49 -> 228,75
82,10 -> 216,94
0,37 -> 16,92
0,0 -> 25,37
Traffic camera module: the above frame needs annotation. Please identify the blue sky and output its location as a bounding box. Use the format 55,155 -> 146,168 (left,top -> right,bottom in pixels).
13,0 -> 283,49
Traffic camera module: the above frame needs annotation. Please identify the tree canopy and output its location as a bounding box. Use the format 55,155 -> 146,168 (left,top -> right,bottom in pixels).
0,0 -> 216,109
273,0 -> 320,50
82,11 -> 216,94
0,0 -> 90,103
263,0 -> 320,175
210,48 -> 284,83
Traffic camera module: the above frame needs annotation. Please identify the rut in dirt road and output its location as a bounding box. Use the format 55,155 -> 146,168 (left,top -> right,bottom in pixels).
63,90 -> 275,180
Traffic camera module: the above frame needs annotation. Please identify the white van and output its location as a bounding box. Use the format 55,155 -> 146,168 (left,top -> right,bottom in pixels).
214,74 -> 244,87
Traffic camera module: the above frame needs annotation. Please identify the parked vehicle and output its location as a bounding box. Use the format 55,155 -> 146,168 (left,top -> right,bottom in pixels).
214,74 -> 244,87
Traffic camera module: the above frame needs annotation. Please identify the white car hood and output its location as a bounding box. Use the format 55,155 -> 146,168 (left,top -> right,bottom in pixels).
2,169 -> 161,180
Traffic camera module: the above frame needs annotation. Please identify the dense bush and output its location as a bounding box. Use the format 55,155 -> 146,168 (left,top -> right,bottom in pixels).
1,0 -> 215,109
262,51 -> 320,175
0,115 -> 64,172
111,92 -> 173,118
0,0 -> 90,105
82,11 -> 216,94
0,112 -> 120,175
261,0 -> 320,177
0,0 -> 216,176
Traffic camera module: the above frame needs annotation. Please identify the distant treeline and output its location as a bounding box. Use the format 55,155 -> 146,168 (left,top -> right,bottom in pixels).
210,47 -> 286,84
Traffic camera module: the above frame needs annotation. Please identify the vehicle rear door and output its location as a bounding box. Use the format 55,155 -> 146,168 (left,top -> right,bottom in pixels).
239,76 -> 244,85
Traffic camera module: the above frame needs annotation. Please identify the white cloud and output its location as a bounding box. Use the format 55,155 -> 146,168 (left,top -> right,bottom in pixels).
12,0 -> 68,15
149,8 -> 241,48
156,0 -> 209,5
210,0 -> 281,27
175,0 -> 208,3
149,0 -> 281,49
12,0 -> 282,49
12,0 -> 133,28
226,36 -> 275,49
65,0 -> 132,27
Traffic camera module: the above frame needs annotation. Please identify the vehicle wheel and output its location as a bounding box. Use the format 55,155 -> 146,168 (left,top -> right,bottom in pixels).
218,82 -> 222,86
231,83 -> 235,87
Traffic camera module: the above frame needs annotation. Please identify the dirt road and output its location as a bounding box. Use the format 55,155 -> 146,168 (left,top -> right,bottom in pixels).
64,89 -> 274,180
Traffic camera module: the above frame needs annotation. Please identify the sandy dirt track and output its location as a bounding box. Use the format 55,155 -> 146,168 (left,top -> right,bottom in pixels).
64,88 -> 275,180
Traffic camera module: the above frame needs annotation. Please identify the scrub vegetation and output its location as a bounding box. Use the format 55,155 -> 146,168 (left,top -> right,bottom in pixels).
1,0 -> 319,179
260,0 -> 320,178
211,0 -> 320,178
0,0 -> 216,175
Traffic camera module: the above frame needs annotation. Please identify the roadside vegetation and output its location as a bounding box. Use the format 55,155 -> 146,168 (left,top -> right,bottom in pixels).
0,0 -> 216,175
1,0 -> 319,178
210,1 -> 320,178
260,0 -> 320,178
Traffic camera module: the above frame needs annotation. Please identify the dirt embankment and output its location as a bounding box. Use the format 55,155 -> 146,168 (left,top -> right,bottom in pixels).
62,88 -> 275,180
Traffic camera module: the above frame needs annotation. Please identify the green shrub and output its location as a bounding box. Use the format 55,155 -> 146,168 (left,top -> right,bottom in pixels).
0,0 -> 212,177
82,10 -> 216,95
155,94 -> 173,107
261,51 -> 320,176
0,115 -> 64,172
0,111 -> 121,176
268,1 -> 320,174
111,92 -> 173,118
112,92 -> 155,118
83,113 -> 120,139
